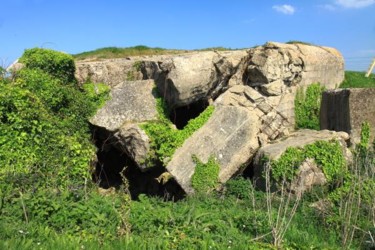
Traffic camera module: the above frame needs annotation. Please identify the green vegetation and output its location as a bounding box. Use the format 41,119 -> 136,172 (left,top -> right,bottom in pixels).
0,48 -> 129,245
270,140 -> 346,183
340,70 -> 375,88
191,155 -> 220,194
73,45 -> 186,60
285,40 -> 314,46
198,46 -> 233,51
294,83 -> 325,130
19,48 -> 76,83
141,100 -> 214,165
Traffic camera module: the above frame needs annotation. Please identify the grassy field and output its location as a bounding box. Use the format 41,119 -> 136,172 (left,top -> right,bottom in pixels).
73,45 -> 237,61
73,45 -> 187,60
340,70 -> 375,88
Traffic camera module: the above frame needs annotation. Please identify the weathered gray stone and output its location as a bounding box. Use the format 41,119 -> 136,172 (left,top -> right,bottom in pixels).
75,59 -> 142,87
320,88 -> 375,144
214,85 -> 294,142
114,124 -> 150,171
261,80 -> 286,96
166,105 -> 260,195
90,79 -> 158,131
75,55 -> 173,87
290,158 -> 327,195
6,59 -> 24,73
243,42 -> 344,90
156,50 -> 248,108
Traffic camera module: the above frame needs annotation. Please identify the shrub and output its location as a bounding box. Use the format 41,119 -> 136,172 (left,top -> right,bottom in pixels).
225,177 -> 253,199
295,83 -> 325,130
19,48 -> 76,83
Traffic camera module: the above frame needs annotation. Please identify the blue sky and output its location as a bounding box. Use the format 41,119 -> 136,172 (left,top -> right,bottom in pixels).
1,0 -> 374,71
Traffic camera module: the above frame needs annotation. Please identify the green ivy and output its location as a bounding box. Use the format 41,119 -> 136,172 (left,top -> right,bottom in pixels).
141,99 -> 214,166
304,141 -> 346,182
0,48 -> 131,242
359,121 -> 370,150
0,49 -> 110,190
82,82 -> 110,108
19,48 -> 76,83
191,155 -> 220,194
295,83 -> 325,130
271,140 -> 346,183
271,147 -> 304,182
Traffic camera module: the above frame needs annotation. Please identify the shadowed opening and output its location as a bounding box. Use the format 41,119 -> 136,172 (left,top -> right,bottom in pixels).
91,126 -> 185,201
169,99 -> 209,129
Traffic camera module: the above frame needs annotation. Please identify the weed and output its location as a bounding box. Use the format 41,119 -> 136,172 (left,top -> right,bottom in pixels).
191,155 -> 220,194
295,83 -> 325,130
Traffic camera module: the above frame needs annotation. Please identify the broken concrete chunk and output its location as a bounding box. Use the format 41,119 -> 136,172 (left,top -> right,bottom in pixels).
290,158 -> 327,195
320,88 -> 375,144
90,79 -> 158,132
156,50 -> 248,108
253,129 -> 350,192
166,105 -> 260,194
261,80 -> 286,96
243,42 -> 344,90
114,124 -> 151,171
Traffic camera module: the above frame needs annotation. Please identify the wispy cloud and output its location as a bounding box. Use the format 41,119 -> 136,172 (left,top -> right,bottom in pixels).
320,4 -> 337,10
334,0 -> 375,8
272,4 -> 296,15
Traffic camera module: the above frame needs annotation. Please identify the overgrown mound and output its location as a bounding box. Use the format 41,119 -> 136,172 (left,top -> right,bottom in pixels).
0,48 -> 130,242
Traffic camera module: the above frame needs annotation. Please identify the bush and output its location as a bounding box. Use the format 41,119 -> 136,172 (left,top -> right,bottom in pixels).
0,48 -> 123,244
295,83 -> 325,130
225,177 -> 253,199
19,48 -> 76,83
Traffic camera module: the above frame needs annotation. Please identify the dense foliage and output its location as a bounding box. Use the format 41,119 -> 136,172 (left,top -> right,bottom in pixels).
19,48 -> 76,83
0,48 -> 125,245
294,83 -> 325,130
141,99 -> 214,166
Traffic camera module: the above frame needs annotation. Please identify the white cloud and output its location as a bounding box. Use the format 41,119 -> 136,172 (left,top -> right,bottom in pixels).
272,4 -> 296,15
334,0 -> 375,8
320,4 -> 337,10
